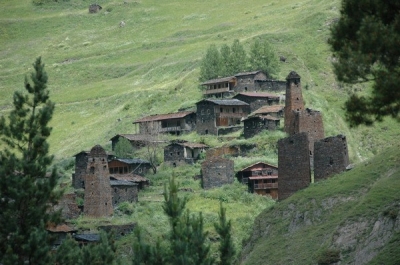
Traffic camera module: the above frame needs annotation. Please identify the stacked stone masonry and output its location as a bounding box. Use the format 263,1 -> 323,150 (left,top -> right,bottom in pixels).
201,157 -> 234,189
278,133 -> 311,200
314,135 -> 349,181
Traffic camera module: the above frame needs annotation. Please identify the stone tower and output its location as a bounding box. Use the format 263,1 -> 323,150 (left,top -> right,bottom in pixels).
284,71 -> 304,134
84,145 -> 113,217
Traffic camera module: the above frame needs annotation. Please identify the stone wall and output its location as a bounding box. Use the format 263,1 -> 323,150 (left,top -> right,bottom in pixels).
201,157 -> 234,189
278,133 -> 311,200
314,135 -> 349,181
206,146 -> 239,159
111,181 -> 138,206
256,80 -> 286,93
196,101 -> 217,135
233,94 -> 280,112
243,116 -> 279,139
217,126 -> 243,136
56,193 -> 81,220
284,71 -> 304,134
72,152 -> 88,189
83,145 -> 113,217
292,108 -> 325,154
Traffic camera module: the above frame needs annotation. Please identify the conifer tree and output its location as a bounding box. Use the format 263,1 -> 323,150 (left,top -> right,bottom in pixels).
0,57 -> 61,265
214,203 -> 235,265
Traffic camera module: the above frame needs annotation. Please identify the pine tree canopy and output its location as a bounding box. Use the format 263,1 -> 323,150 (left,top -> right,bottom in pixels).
329,0 -> 400,126
0,57 -> 61,264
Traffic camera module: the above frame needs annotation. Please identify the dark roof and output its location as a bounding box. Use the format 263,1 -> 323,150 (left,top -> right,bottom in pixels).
198,99 -> 249,106
110,174 -> 149,183
235,70 -> 264,77
110,180 -> 137,186
133,111 -> 194,123
201,76 -> 236,85
168,141 -> 208,149
73,150 -> 114,157
234,92 -> 280,99
244,114 -> 280,121
286,71 -> 301,80
238,162 -> 278,172
251,105 -> 284,115
74,234 -> 100,242
110,134 -> 151,142
112,158 -> 150,164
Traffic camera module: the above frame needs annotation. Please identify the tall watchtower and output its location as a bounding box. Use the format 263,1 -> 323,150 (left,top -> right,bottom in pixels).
84,145 -> 113,217
284,71 -> 304,134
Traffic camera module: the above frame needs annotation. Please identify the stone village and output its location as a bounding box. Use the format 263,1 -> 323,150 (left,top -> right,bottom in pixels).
54,70 -> 350,244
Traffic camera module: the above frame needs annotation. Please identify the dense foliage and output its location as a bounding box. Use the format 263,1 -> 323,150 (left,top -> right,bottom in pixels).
329,0 -> 400,126
199,39 -> 279,82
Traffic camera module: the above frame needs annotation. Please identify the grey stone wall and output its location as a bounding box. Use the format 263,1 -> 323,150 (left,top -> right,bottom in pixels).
314,135 -> 349,181
111,183 -> 138,206
233,94 -> 280,112
164,144 -> 188,166
72,152 -> 88,189
243,116 -> 279,138
278,133 -> 311,200
284,71 -> 305,134
201,157 -> 234,189
196,101 -> 217,135
256,80 -> 286,92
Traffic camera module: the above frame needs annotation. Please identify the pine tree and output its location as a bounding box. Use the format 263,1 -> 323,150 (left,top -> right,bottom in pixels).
249,39 -> 279,78
214,203 -> 235,265
328,0 -> 400,126
0,57 -> 61,265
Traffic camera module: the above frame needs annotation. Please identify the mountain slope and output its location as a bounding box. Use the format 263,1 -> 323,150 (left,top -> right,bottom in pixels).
240,146 -> 400,265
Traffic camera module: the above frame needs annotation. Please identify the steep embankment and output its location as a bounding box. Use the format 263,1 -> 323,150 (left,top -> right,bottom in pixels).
240,146 -> 400,265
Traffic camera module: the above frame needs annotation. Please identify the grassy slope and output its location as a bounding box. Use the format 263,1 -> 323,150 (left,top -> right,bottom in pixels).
1,0 -> 400,262
240,145 -> 400,264
1,0 -> 399,162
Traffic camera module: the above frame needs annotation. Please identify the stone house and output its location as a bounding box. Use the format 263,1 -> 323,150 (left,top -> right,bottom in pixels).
314,135 -> 349,181
56,193 -> 81,219
108,157 -> 151,176
110,180 -> 138,206
205,145 -> 239,159
201,76 -> 237,98
278,133 -> 311,200
201,71 -> 286,98
133,111 -> 196,136
236,162 -> 279,199
83,145 -> 114,217
110,174 -> 149,190
46,224 -> 77,248
110,134 -> 154,151
164,140 -> 208,167
250,105 -> 285,118
243,115 -> 280,138
196,99 -> 250,135
233,92 -> 280,112
201,157 -> 234,189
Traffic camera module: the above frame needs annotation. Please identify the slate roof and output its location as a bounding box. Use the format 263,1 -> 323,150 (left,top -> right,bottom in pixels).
74,234 -> 100,242
46,224 -> 77,233
198,99 -> 249,106
110,134 -> 150,142
238,162 -> 278,172
168,141 -> 208,149
244,114 -> 280,121
133,111 -> 194,123
110,174 -> 149,183
110,180 -> 137,186
234,92 -> 280,99
251,105 -> 284,115
200,76 -> 236,85
112,158 -> 150,165
235,70 -> 264,76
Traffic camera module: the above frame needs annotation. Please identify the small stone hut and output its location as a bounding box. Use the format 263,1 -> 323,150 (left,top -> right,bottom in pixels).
201,157 -> 234,189
243,115 -> 280,138
233,92 -> 280,112
110,180 -> 138,206
164,140 -> 208,166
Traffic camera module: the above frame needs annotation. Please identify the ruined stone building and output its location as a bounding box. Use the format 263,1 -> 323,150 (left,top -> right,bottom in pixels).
243,115 -> 280,138
278,133 -> 311,200
201,157 -> 234,189
110,174 -> 149,190
83,145 -> 114,217
233,92 -> 280,112
314,135 -> 349,181
196,99 -> 250,135
133,111 -> 196,136
46,224 -> 77,248
110,134 -> 153,151
284,71 -> 325,156
205,145 -> 239,159
164,140 -> 208,167
110,180 -> 138,206
236,162 -> 279,199
56,193 -> 81,219
201,71 -> 286,98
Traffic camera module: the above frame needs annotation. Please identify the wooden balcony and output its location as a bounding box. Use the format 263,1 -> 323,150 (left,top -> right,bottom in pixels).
203,87 -> 231,95
254,183 -> 278,189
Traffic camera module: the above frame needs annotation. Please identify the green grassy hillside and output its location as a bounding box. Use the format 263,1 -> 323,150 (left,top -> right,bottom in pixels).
240,145 -> 400,265
1,0 -> 398,161
1,0 -> 400,263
